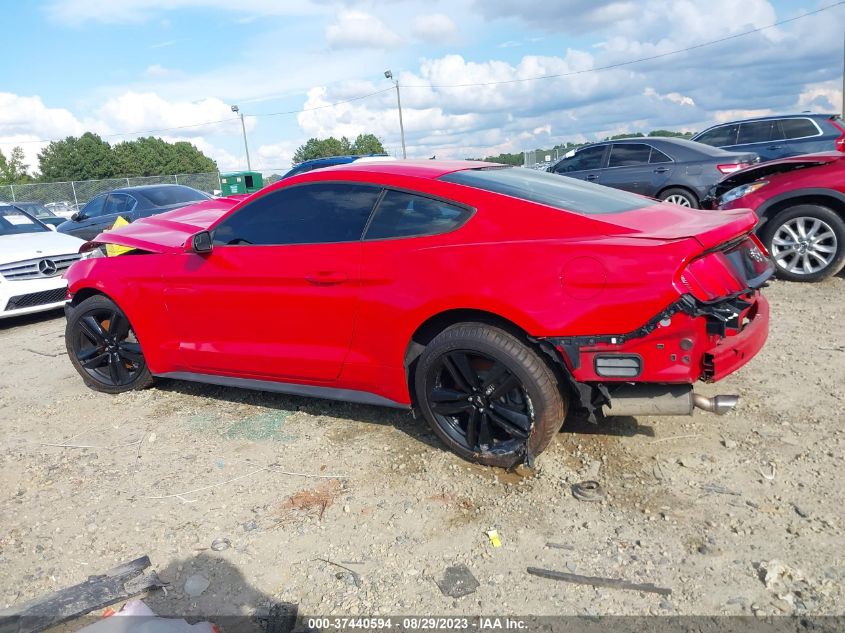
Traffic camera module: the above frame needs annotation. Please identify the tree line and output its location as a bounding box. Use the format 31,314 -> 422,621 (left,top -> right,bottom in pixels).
0,132 -> 218,185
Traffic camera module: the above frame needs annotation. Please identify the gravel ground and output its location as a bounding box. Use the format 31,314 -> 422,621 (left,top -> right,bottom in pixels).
0,276 -> 843,621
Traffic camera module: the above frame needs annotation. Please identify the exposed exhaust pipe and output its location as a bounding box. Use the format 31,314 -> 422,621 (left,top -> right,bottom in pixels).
692,393 -> 739,415
602,385 -> 739,417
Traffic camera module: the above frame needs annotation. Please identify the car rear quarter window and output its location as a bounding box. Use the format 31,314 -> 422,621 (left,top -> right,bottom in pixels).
608,144 -> 652,167
649,148 -> 672,163
695,124 -> 739,147
364,190 -> 471,240
213,183 -> 382,246
440,167 -> 656,215
779,118 -> 821,139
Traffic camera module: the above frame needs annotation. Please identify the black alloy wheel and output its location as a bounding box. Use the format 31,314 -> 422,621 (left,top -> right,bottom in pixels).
428,349 -> 534,453
415,323 -> 566,467
66,295 -> 154,393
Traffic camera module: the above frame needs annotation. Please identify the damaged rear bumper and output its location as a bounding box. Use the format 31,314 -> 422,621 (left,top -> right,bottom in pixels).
539,291 -> 769,421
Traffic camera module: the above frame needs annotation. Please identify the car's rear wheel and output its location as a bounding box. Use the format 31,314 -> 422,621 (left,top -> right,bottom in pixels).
65,295 -> 153,393
414,323 -> 567,467
760,204 -> 845,282
659,188 -> 699,208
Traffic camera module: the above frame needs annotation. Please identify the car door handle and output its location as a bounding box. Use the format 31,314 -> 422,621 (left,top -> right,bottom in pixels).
585,174 -> 598,181
653,167 -> 670,174
305,271 -> 348,285
768,145 -> 783,150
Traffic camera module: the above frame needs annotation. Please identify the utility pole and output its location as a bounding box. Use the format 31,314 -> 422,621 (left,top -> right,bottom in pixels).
230,105 -> 252,171
384,70 -> 407,159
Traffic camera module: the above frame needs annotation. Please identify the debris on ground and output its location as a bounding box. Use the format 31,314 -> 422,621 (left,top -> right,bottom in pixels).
77,600 -> 215,633
527,567 -> 672,596
315,559 -> 362,588
210,537 -> 231,551
546,542 -> 575,551
485,529 -> 502,548
183,573 -> 210,597
435,565 -> 480,598
758,559 -> 814,608
700,483 -> 742,496
571,480 -> 605,502
0,556 -> 165,633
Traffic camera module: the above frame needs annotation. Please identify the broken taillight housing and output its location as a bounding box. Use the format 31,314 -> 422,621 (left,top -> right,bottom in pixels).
677,235 -> 774,301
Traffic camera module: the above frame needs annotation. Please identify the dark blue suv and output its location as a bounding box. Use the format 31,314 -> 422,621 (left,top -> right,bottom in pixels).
692,114 -> 845,162
281,154 -> 393,179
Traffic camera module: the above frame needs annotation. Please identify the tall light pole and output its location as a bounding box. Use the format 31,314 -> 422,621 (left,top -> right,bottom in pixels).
384,70 -> 407,159
231,104 -> 252,171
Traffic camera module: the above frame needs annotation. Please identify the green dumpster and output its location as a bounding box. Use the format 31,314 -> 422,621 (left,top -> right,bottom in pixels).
220,171 -> 263,195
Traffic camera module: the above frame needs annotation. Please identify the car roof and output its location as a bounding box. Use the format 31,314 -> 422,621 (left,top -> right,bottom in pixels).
696,113 -> 839,130
107,184 -> 199,194
305,159 -> 502,179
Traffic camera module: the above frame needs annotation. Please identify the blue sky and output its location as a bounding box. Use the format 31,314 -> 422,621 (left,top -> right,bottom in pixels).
1,0 -> 843,174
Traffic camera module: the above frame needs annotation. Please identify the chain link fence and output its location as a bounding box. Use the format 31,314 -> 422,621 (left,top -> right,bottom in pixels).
0,172 -> 221,211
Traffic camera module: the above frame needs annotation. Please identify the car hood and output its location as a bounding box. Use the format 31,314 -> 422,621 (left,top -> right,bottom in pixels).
87,195 -> 246,253
0,230 -> 86,264
603,202 -> 758,250
711,152 -> 843,198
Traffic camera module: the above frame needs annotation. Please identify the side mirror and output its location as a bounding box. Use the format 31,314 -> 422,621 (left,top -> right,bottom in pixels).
71,212 -> 82,221
188,230 -> 213,253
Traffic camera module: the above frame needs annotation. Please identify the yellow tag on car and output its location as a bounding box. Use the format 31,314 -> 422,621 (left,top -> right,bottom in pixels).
105,216 -> 133,257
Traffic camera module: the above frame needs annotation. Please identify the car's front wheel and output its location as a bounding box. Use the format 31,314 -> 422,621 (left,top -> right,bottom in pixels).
760,204 -> 845,282
414,323 -> 567,468
65,294 -> 154,393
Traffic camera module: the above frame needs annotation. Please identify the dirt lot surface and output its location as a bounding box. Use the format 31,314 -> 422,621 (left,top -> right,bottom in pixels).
1,276 -> 843,621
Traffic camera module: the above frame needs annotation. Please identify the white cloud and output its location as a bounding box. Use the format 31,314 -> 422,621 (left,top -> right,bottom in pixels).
143,64 -> 178,78
256,140 -> 298,171
796,80 -> 842,114
411,13 -> 460,44
96,92 -> 247,138
46,0 -> 319,25
325,10 -> 401,49
643,87 -> 695,108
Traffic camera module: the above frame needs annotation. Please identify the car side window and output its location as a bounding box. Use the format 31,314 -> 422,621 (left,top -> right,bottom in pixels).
213,183 -> 382,246
737,121 -> 777,144
779,118 -> 820,139
104,193 -> 131,216
695,124 -> 738,147
364,190 -> 471,240
81,194 -> 107,218
608,144 -> 651,167
554,145 -> 605,173
649,147 -> 672,163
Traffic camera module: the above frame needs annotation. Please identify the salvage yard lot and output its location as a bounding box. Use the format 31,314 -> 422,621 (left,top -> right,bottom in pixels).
1,276 -> 843,617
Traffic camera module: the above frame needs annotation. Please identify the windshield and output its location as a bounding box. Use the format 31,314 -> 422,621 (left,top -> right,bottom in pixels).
137,186 -> 211,207
14,202 -> 55,218
440,167 -> 657,215
0,206 -> 50,235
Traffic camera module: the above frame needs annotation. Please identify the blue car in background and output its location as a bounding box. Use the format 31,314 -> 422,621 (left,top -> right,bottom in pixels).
281,154 -> 395,179
692,113 -> 845,162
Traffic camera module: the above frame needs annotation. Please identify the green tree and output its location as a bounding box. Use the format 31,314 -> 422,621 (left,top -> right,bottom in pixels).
38,132 -> 115,181
113,137 -> 217,177
0,147 -> 31,184
351,133 -> 386,155
292,133 -> 386,164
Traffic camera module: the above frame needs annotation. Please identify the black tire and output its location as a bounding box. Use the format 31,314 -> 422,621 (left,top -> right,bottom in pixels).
65,294 -> 154,393
414,323 -> 567,467
760,204 -> 845,282
659,187 -> 699,209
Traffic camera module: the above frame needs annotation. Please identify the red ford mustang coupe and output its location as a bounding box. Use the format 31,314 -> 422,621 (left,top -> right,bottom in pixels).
64,161 -> 773,467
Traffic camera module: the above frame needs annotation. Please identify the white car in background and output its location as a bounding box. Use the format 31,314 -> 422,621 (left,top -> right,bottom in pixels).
0,205 -> 86,320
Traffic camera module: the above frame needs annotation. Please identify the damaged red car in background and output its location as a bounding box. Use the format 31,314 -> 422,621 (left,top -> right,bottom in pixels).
63,161 -> 773,467
712,151 -> 845,282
